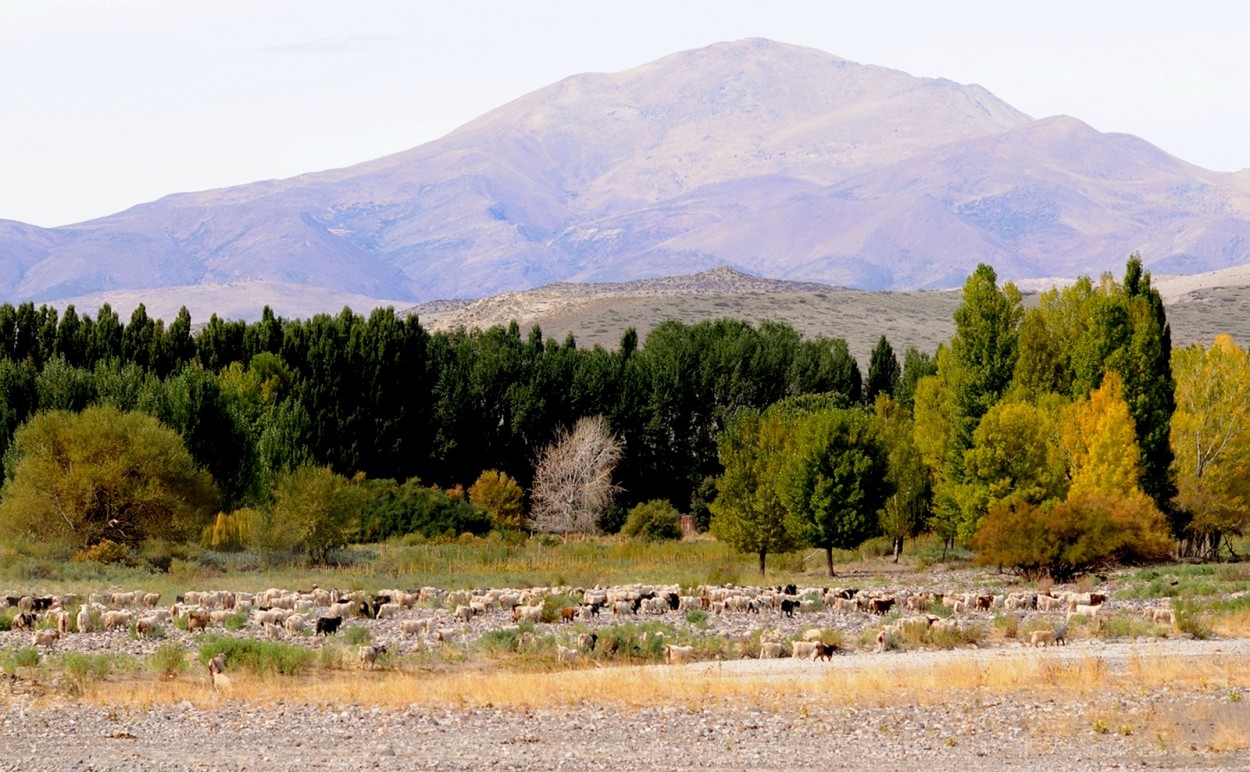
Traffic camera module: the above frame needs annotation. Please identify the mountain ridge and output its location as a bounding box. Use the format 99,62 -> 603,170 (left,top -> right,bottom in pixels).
2,37 -> 1248,306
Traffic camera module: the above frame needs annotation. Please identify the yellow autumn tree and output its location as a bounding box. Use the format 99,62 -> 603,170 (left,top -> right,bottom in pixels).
977,372 -> 1172,578
1171,335 -> 1250,556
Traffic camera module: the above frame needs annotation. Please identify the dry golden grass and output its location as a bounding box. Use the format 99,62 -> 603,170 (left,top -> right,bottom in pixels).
62,651 -> 1250,714
1212,608 -> 1250,637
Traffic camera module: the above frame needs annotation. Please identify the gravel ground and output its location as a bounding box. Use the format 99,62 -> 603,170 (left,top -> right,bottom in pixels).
3,571 -> 1250,770
2,638 -> 1249,771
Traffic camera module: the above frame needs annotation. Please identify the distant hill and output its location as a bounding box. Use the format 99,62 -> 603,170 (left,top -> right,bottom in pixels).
3,38 -> 1250,310
413,266 -> 1250,366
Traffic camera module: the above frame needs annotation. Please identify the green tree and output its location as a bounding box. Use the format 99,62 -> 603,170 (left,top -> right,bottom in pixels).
896,347 -> 936,410
960,396 -> 1069,540
709,407 -> 799,575
0,406 -> 218,554
864,335 -> 900,405
873,396 -> 930,562
1171,335 -> 1250,557
779,407 -> 890,576
254,465 -> 364,564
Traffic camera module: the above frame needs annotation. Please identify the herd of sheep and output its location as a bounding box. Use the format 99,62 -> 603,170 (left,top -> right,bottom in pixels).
1,580 -> 1183,675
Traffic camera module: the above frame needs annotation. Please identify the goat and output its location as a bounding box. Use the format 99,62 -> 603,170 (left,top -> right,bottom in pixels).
665,644 -> 694,665
32,629 -> 60,648
555,644 -> 579,663
359,645 -> 387,670
12,612 -> 37,631
315,616 -> 343,636
813,642 -> 837,661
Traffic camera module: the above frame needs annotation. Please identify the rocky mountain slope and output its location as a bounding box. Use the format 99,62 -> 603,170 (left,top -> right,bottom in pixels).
3,38 -> 1249,310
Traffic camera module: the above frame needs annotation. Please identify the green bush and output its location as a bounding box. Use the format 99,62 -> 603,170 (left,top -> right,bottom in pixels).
0,647 -> 40,674
356,479 -> 492,542
197,636 -> 315,676
343,625 -> 372,646
151,643 -> 189,678
621,500 -> 683,542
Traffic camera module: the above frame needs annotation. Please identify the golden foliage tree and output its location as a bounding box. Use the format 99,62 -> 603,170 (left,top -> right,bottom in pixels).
0,405 -> 218,555
1171,335 -> 1250,555
468,469 -> 525,529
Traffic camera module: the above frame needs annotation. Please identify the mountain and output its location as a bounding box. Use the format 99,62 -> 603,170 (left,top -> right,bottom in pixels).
3,38 -> 1249,316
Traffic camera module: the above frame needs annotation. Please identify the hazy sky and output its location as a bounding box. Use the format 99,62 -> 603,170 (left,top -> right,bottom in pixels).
3,1 -> 1247,228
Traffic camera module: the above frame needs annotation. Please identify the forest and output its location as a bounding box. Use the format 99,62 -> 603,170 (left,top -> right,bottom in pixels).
0,256 -> 1245,578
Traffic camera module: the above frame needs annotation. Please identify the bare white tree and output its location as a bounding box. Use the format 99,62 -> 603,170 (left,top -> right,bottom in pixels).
529,415 -> 623,536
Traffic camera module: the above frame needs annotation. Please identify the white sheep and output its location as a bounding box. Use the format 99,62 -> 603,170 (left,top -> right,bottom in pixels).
665,644 -> 694,665
556,644 -> 579,663
791,640 -> 817,659
358,645 -> 386,670
759,642 -> 783,659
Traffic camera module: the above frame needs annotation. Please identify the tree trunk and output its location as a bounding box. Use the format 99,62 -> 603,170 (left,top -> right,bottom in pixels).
893,536 -> 904,563
758,550 -> 767,576
825,547 -> 836,577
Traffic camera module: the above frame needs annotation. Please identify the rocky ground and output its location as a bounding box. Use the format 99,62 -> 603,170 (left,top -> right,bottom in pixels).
3,569 -> 1250,770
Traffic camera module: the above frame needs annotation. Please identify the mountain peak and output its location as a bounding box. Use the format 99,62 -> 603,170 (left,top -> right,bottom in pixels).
2,39 -> 1248,310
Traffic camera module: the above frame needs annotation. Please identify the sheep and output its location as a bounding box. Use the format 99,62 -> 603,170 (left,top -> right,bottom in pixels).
1146,606 -> 1175,625
514,604 -> 544,623
12,612 -> 37,631
375,602 -> 403,620
560,607 -> 578,623
142,593 -> 161,608
264,621 -> 284,640
576,632 -> 598,652
556,644 -> 579,663
400,619 -> 430,637
76,604 -> 94,633
1036,595 -> 1064,612
665,644 -> 694,665
1029,629 -> 1057,647
869,597 -> 896,615
759,642 -> 783,659
802,628 -> 824,642
135,616 -> 161,638
186,611 -> 211,634
791,640 -> 817,659
103,610 -> 134,632
453,604 -> 476,622
32,629 -> 60,648
284,615 -> 307,635
1070,604 -> 1102,627
359,645 -> 387,670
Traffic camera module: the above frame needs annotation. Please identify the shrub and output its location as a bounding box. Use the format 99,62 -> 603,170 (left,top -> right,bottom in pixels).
357,478 -> 493,542
0,647 -> 40,674
151,643 -> 189,678
72,539 -> 132,566
973,493 -> 1172,581
621,500 -> 683,542
198,636 -> 315,676
343,625 -> 372,646
201,511 -> 252,552
685,609 -> 708,626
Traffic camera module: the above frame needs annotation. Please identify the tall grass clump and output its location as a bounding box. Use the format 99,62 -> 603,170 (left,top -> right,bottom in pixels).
151,642 -> 190,678
0,647 -> 40,674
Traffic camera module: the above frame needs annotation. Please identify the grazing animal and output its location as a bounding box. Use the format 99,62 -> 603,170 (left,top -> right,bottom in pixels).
12,612 -> 37,631
869,597 -> 896,615
32,629 -> 60,648
577,632 -> 598,652
556,644 -> 579,663
780,599 -> 799,618
1029,629 -> 1057,647
186,611 -> 211,634
791,641 -> 818,659
560,607 -> 577,623
207,654 -> 229,692
813,642 -> 837,661
665,644 -> 694,665
359,645 -> 387,670
315,616 -> 344,636
759,642 -> 783,659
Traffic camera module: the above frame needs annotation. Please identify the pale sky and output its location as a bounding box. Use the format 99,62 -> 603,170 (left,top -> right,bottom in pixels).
3,0 -> 1248,228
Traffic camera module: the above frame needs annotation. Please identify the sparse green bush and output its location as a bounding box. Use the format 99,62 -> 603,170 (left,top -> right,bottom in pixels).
343,625 -> 371,646
685,609 -> 708,626
223,612 -> 248,631
150,643 -> 189,678
0,647 -> 40,674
